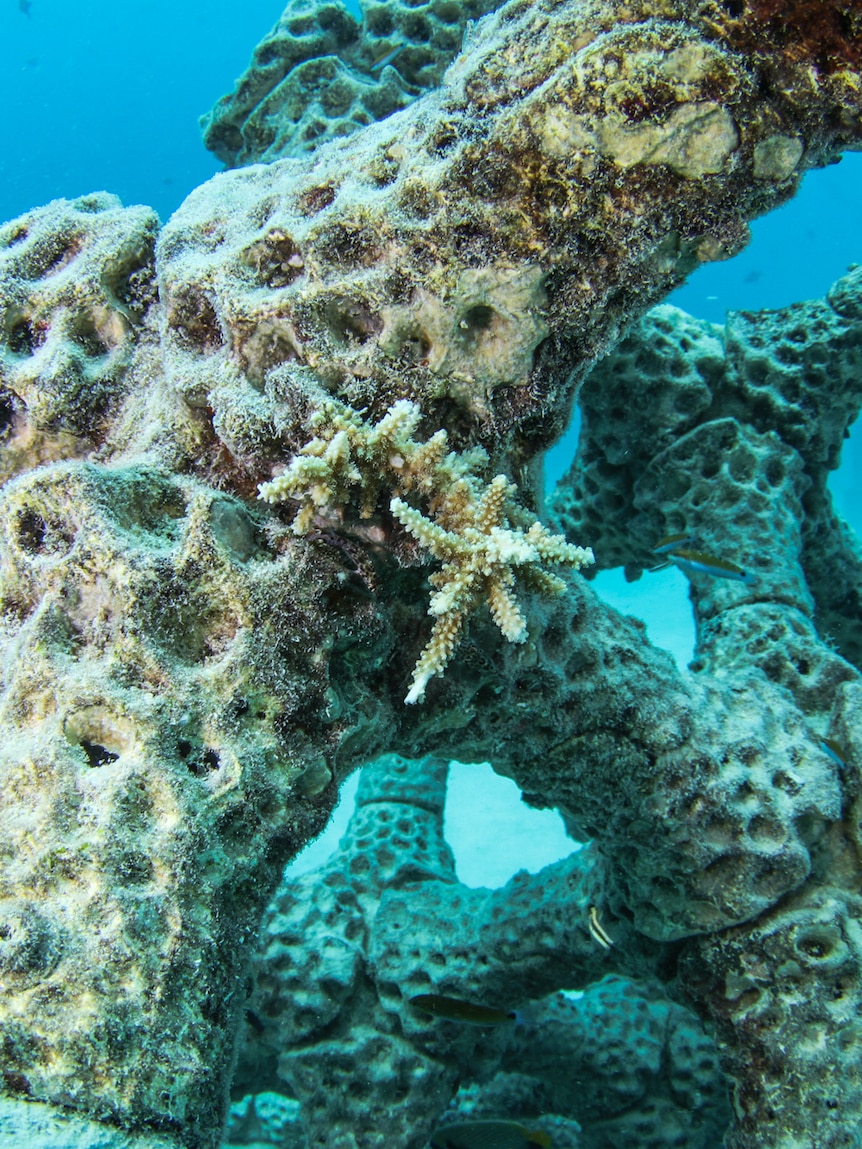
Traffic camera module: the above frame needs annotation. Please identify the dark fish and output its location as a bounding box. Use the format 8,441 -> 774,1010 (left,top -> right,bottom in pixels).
410,993 -> 517,1026
19,0 -> 32,15
429,1119 -> 552,1149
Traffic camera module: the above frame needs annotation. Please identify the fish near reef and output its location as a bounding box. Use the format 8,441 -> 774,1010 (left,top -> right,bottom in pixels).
652,531 -> 695,555
370,42 -> 405,71
667,548 -> 758,585
429,1119 -> 552,1149
820,737 -> 850,770
410,993 -> 518,1025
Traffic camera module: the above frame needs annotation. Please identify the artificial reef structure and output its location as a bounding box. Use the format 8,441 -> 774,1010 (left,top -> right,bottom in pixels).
0,0 -> 861,1147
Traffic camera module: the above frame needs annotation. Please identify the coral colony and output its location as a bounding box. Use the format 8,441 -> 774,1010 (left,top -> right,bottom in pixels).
0,0 -> 861,1148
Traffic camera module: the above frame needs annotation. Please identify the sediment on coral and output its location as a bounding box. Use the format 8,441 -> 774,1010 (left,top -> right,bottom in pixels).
0,194 -> 160,482
0,0 -> 861,1147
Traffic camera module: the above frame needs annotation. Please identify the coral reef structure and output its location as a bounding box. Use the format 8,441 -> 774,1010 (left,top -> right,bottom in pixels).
0,194 -> 159,482
0,0 -> 861,1147
201,0 -> 501,166
257,398 -> 593,699
230,754 -> 730,1149
551,267 -> 862,1149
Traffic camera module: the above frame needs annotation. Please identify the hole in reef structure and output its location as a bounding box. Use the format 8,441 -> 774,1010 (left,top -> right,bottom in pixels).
0,388 -> 22,439
178,738 -> 222,777
80,741 -> 121,768
323,294 -> 383,346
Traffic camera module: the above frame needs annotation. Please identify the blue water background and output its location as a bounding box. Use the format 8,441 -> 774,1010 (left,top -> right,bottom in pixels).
2,0 -> 860,883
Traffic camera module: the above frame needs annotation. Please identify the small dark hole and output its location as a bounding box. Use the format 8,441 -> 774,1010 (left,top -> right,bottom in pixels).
325,297 -> 382,345
188,747 -> 220,776
177,739 -> 192,759
80,741 -> 120,768
2,1072 -> 30,1095
460,303 -> 495,332
16,510 -> 47,552
298,183 -> 337,214
7,317 -> 43,355
397,331 -> 431,362
0,389 -> 19,438
71,316 -> 110,358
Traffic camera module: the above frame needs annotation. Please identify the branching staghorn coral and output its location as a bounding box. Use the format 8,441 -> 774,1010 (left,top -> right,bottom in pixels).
259,398 -> 593,700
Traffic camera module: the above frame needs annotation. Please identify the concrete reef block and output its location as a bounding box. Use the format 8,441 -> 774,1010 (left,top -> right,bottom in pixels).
176,0 -> 862,491
473,979 -> 730,1149
201,0 -> 499,166
551,266 -> 862,668
0,0 -> 861,1145
235,757 -> 729,1148
0,460 -> 393,1145
548,266 -> 862,1147
234,758 -> 730,1144
682,876 -> 862,1149
0,195 -> 159,474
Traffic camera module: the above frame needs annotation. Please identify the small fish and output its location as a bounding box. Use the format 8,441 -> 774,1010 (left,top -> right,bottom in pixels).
652,531 -> 694,555
370,42 -> 405,71
588,905 -> 614,949
410,993 -> 517,1026
667,548 -> 757,585
819,737 -> 849,770
19,0 -> 32,15
430,1119 -> 551,1149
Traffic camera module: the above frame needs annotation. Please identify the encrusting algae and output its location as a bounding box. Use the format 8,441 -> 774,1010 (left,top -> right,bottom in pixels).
258,398 -> 593,702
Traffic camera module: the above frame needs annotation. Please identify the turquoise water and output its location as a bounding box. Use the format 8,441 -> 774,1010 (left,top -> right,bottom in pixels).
11,0 -> 861,708
2,3 -> 861,1146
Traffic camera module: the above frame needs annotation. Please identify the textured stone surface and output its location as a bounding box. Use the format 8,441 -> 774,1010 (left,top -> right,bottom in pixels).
0,194 -> 159,483
0,460 -> 386,1145
550,271 -> 862,1149
167,0 -> 862,492
0,1 -> 861,1147
550,269 -> 862,667
232,755 -> 727,1149
201,0 -> 500,166
0,1098 -> 178,1149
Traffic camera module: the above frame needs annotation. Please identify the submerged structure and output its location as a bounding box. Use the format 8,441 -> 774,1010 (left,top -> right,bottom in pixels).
0,0 -> 861,1146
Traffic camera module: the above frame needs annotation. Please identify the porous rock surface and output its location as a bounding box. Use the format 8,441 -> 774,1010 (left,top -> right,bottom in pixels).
0,1 -> 861,1147
0,194 -> 159,482
201,0 -> 500,167
551,265 -> 862,668
551,267 -> 862,1149
230,754 -> 729,1149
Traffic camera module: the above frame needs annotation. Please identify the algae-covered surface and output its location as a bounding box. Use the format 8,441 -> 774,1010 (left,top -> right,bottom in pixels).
1,1 -> 862,1147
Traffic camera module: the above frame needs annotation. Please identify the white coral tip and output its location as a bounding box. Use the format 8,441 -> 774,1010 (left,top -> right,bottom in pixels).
404,674 -> 430,705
